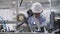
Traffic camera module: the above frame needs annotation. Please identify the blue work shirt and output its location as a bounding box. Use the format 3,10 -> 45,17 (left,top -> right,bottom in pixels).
39,14 -> 46,27
27,13 -> 46,27
28,16 -> 35,26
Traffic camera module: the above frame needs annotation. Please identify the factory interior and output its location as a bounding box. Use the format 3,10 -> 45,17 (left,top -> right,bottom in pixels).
0,0 -> 60,34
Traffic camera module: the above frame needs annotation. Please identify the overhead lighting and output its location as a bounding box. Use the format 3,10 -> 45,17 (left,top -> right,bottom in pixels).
30,1 -> 33,2
13,1 -> 16,4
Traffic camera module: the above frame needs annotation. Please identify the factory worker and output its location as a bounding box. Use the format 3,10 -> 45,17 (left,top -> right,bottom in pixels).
27,9 -> 43,32
27,2 -> 47,32
31,2 -> 48,32
31,2 -> 47,27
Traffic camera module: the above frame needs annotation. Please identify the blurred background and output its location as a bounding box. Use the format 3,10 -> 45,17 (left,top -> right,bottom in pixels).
0,0 -> 60,34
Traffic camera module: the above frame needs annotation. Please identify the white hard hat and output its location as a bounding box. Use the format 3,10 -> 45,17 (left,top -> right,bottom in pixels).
31,2 -> 43,13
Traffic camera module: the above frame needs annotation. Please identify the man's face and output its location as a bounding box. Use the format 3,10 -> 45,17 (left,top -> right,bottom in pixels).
34,13 -> 40,18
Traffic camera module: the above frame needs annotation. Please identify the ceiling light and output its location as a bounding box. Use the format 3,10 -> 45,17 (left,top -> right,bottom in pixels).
13,1 -> 16,4
30,1 -> 33,2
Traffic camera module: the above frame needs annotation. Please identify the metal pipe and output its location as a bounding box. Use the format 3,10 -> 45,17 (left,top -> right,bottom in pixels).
48,0 -> 51,12
0,16 -> 7,32
19,0 -> 23,7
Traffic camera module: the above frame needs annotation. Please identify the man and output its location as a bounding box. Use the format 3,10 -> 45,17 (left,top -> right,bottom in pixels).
27,2 -> 47,32
31,2 -> 47,27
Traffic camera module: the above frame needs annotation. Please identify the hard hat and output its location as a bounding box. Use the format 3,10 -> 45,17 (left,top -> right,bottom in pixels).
31,2 -> 43,13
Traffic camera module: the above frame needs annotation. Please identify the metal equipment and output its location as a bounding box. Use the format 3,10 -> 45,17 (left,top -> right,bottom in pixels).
17,14 -> 26,22
0,25 -> 3,32
49,12 -> 60,34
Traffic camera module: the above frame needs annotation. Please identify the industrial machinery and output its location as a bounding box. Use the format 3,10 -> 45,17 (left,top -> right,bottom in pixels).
16,14 -> 31,32
17,14 -> 26,22
49,12 -> 60,34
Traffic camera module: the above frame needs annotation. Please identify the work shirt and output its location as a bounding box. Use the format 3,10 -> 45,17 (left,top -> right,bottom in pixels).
27,16 -> 40,32
27,13 -> 46,27
39,13 -> 46,27
27,13 -> 46,32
